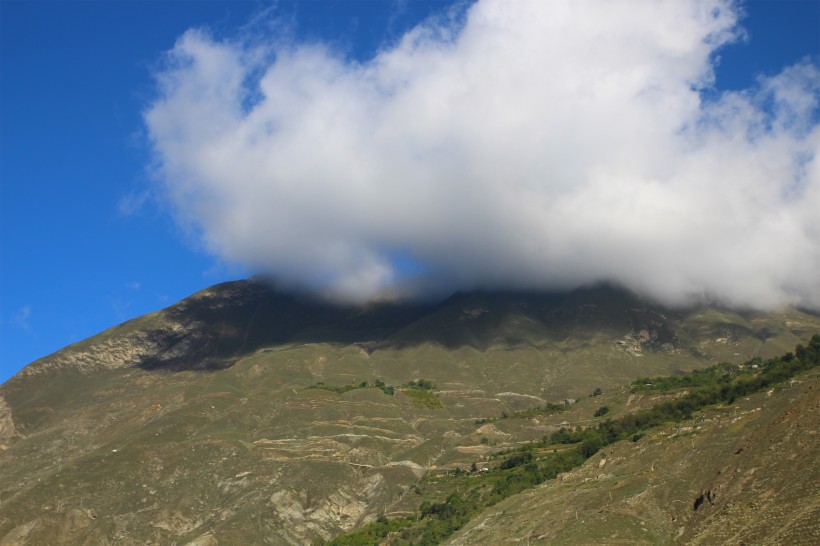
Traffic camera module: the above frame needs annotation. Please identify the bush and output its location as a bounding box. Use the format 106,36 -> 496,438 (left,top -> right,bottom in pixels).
500,452 -> 533,470
407,378 -> 436,390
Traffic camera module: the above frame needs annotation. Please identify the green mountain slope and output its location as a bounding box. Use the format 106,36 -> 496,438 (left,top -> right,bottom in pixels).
445,368 -> 820,545
0,279 -> 818,545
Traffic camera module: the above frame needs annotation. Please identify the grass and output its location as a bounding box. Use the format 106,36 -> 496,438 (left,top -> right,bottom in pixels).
320,335 -> 820,546
402,389 -> 443,409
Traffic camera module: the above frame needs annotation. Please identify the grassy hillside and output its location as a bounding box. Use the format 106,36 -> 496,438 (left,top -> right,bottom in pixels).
1,280 -> 818,545
324,337 -> 820,545
446,368 -> 820,545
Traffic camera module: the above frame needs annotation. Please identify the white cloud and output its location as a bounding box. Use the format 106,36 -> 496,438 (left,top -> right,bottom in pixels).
144,0 -> 820,310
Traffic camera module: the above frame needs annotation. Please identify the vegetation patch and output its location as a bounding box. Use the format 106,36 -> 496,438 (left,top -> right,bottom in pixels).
306,378 -> 440,399
631,361 -> 745,393
405,379 -> 436,391
476,401 -> 568,424
321,515 -> 414,546
403,389 -> 443,409
307,379 -> 395,396
594,405 -> 610,417
320,335 -> 820,546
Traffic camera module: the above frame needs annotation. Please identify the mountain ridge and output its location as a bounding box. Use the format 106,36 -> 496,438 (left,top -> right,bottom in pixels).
13,278 -> 816,380
1,278 -> 819,545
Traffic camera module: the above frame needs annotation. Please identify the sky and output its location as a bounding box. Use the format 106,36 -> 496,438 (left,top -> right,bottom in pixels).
1,0 -> 819,383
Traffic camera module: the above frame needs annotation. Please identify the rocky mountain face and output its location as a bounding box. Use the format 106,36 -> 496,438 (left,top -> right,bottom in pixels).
15,280 -> 434,376
1,279 -> 818,545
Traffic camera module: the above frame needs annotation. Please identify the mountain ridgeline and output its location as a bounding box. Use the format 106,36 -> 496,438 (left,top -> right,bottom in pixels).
1,279 -> 818,545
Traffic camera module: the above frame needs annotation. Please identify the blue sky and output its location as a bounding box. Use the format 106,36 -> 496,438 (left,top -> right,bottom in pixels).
1,0 -> 818,383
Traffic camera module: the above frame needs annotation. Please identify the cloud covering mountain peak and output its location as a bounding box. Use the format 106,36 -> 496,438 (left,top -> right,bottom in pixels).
145,0 -> 820,310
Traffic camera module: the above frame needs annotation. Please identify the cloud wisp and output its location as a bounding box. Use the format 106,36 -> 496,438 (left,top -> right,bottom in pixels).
12,306 -> 32,332
144,0 -> 820,310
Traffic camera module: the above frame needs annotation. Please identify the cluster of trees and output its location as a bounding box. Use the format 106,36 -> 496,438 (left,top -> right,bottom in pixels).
415,492 -> 478,542
498,451 -> 533,470
402,379 -> 442,408
632,361 -> 743,393
405,378 -> 436,390
403,447 -> 586,545
508,401 -> 568,419
545,334 -> 820,460
629,336 -> 820,394
320,335 -> 820,546
317,514 -> 413,546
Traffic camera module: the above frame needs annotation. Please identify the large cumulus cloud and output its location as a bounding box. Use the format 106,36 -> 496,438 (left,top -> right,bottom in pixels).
144,0 -> 820,309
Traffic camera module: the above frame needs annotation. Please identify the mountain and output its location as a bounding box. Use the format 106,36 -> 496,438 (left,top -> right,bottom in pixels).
444,366 -> 820,545
1,278 -> 818,545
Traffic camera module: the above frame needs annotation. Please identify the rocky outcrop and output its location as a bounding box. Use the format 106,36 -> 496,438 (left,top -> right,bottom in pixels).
19,321 -> 192,376
265,473 -> 392,543
0,396 -> 18,449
